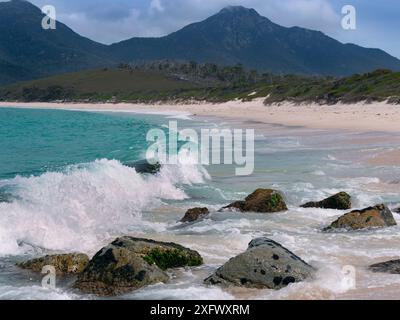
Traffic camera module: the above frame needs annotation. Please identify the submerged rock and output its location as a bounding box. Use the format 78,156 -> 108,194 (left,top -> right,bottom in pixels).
301,192 -> 351,210
369,260 -> 400,274
180,207 -> 210,223
221,189 -> 288,213
204,238 -> 314,290
324,204 -> 397,231
0,191 -> 12,203
74,237 -> 203,295
125,159 -> 161,174
17,253 -> 89,275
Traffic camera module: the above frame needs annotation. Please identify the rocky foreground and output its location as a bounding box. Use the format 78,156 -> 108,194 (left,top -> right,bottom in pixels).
74,237 -> 203,296
204,238 -> 314,289
16,188 -> 400,296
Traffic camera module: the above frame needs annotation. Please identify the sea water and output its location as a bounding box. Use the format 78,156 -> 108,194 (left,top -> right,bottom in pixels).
1,107 -> 400,300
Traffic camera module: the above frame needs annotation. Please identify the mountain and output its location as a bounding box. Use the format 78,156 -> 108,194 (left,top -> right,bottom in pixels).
111,6 -> 400,76
0,0 -> 113,84
1,1 -> 400,85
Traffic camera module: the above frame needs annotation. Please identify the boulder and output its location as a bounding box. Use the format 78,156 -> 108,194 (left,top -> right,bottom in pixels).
74,237 -> 203,295
180,207 -> 210,223
204,238 -> 314,290
393,207 -> 400,214
301,192 -> 351,210
221,189 -> 288,213
17,253 -> 89,275
369,260 -> 400,274
324,204 -> 397,231
125,159 -> 161,174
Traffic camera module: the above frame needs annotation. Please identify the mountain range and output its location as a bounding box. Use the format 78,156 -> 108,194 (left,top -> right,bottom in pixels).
1,0 -> 400,85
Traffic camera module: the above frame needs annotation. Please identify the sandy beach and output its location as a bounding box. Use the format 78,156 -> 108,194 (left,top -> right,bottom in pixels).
1,99 -> 400,133
2,99 -> 400,300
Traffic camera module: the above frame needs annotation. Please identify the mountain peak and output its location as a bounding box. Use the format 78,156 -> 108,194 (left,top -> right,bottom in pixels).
218,5 -> 260,17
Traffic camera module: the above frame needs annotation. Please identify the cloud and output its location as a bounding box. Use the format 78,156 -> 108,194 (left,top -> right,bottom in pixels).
149,0 -> 164,13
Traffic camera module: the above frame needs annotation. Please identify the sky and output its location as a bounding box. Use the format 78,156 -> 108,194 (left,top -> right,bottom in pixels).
8,0 -> 400,58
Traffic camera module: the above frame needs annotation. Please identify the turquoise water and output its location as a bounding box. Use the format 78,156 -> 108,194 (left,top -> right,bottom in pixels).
1,107 -> 400,300
0,108 -> 157,179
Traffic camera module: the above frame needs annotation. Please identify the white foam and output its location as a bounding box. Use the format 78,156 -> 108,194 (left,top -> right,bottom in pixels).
0,285 -> 82,300
0,159 -> 209,256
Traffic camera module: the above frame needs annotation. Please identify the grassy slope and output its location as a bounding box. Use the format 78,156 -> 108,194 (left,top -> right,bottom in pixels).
0,68 -> 399,105
0,68 -> 201,102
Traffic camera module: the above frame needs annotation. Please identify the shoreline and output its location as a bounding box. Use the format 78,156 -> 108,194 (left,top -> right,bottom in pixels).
1,100 -> 400,132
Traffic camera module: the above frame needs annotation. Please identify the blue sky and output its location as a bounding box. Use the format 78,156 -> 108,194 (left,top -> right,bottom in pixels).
14,0 -> 400,58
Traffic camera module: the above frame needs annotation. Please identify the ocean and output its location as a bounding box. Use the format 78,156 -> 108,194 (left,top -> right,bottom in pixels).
1,107 -> 400,300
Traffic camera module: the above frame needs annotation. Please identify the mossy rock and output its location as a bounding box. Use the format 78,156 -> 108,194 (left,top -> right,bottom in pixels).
301,192 -> 351,210
17,253 -> 89,275
74,237 -> 203,296
74,246 -> 168,296
324,204 -> 397,231
111,237 -> 203,269
143,248 -> 203,270
180,207 -> 210,223
222,189 -> 288,213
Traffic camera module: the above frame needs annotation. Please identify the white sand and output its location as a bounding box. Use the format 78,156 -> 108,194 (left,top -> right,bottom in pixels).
1,99 -> 400,132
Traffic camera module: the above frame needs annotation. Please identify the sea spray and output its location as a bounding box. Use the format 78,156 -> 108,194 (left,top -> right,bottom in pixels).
0,159 -> 210,256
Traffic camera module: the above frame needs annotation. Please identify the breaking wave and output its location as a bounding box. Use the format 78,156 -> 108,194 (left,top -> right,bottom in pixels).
0,159 -> 210,256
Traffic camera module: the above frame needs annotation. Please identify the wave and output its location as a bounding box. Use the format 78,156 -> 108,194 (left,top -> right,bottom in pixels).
0,159 -> 210,257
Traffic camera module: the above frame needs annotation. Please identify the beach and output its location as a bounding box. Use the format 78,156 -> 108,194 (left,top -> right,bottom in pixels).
1,99 -> 400,133
1,103 -> 400,300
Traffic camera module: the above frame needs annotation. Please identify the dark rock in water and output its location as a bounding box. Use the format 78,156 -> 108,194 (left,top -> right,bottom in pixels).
204,238 -> 314,290
74,247 -> 169,296
324,204 -> 397,231
0,192 -> 12,203
393,207 -> 400,214
74,237 -> 203,295
126,159 -> 161,174
221,189 -> 288,213
108,237 -> 203,270
180,207 -> 210,223
369,260 -> 400,274
301,192 -> 351,210
17,253 -> 89,275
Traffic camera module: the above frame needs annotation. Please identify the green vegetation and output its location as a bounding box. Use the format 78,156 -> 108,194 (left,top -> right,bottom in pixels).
143,248 -> 203,270
0,63 -> 399,105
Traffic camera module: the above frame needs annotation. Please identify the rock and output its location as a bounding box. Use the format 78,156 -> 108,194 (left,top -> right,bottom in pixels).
180,207 -> 210,223
204,238 -> 314,290
369,260 -> 400,274
125,159 -> 161,174
393,207 -> 400,214
301,192 -> 351,210
0,191 -> 12,203
324,204 -> 397,231
221,189 -> 288,213
74,237 -> 203,295
17,253 -> 89,275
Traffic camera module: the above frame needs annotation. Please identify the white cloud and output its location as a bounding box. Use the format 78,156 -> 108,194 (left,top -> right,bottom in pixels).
149,0 -> 164,13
